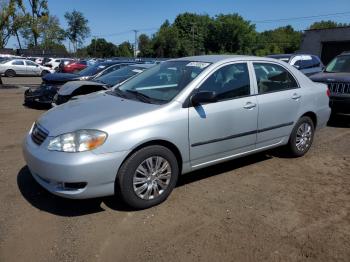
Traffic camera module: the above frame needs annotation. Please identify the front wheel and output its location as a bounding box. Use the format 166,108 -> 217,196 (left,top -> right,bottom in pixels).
287,116 -> 315,157
116,145 -> 179,209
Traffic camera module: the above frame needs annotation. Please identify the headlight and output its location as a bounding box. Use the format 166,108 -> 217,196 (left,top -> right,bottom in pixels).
79,76 -> 90,80
48,130 -> 107,152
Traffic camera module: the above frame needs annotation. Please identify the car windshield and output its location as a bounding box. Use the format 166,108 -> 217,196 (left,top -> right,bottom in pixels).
0,59 -> 10,64
325,55 -> 350,73
96,66 -> 145,86
78,63 -> 107,76
115,60 -> 210,104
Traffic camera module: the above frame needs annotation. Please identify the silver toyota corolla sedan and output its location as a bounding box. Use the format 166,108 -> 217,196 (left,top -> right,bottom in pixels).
0,59 -> 53,77
23,55 -> 331,209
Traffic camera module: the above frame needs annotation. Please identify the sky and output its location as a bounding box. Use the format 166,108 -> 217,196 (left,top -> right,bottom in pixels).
6,0 -> 350,49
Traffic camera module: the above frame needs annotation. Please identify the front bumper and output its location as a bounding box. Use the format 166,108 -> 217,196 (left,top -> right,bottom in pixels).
24,87 -> 57,106
330,95 -> 350,114
22,132 -> 129,199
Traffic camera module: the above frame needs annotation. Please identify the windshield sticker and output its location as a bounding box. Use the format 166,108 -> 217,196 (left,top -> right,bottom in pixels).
98,65 -> 106,69
132,69 -> 143,73
186,62 -> 210,69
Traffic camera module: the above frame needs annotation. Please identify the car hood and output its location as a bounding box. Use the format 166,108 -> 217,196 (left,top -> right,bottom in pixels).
37,92 -> 160,136
310,72 -> 350,82
58,80 -> 106,95
43,72 -> 81,83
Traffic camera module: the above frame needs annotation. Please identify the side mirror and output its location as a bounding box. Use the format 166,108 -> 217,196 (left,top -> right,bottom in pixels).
191,91 -> 217,105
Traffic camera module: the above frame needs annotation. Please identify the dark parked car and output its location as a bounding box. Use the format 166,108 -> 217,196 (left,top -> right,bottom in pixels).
24,61 -> 135,107
310,51 -> 350,115
268,54 -> 324,76
53,64 -> 154,106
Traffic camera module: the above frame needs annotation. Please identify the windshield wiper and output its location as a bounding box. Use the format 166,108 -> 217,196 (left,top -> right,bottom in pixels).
124,90 -> 155,103
112,88 -> 128,98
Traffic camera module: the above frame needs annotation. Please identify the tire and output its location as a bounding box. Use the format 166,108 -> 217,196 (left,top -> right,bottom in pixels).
287,116 -> 315,157
116,145 -> 179,209
41,70 -> 49,77
5,69 -> 16,77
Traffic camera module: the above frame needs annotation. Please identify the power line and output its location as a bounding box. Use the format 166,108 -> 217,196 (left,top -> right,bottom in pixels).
252,11 -> 350,23
91,27 -> 158,38
89,11 -> 350,42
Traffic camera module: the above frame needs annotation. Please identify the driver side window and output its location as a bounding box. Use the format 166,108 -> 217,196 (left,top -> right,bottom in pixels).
198,63 -> 251,101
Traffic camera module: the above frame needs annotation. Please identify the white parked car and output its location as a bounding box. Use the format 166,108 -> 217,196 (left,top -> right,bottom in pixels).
44,58 -> 65,71
0,59 -> 54,77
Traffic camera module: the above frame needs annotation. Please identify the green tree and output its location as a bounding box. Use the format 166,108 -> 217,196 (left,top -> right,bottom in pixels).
116,41 -> 133,57
86,38 -> 117,57
309,20 -> 349,30
173,13 -> 211,56
138,34 -> 154,57
255,25 -> 302,55
39,15 -> 66,50
64,10 -> 90,53
11,1 -> 27,50
152,20 -> 180,57
27,0 -> 49,46
0,0 -> 15,48
205,14 -> 257,54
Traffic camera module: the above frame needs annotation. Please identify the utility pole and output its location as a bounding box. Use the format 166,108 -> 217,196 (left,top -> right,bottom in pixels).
133,30 -> 139,58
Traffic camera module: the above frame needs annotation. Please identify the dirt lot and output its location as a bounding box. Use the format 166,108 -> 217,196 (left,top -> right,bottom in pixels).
0,76 -> 42,87
0,88 -> 349,262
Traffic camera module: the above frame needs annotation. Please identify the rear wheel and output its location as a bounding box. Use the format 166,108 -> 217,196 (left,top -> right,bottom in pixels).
287,116 -> 314,157
116,145 -> 179,209
5,69 -> 16,77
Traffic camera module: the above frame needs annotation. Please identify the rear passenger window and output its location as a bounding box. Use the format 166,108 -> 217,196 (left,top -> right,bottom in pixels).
199,63 -> 250,101
12,60 -> 24,65
253,63 -> 298,94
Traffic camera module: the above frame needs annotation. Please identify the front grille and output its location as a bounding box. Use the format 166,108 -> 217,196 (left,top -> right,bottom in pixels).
328,82 -> 350,95
31,123 -> 49,145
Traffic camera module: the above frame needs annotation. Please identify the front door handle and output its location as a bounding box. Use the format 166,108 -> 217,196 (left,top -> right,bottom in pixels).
291,93 -> 301,100
243,102 -> 257,109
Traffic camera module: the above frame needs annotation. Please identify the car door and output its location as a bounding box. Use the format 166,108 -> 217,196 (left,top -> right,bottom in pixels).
25,60 -> 41,75
252,62 -> 301,148
10,60 -> 26,75
189,62 -> 258,167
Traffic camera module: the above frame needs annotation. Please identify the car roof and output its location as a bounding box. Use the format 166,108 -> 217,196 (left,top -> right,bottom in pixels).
98,60 -> 138,66
129,63 -> 155,69
267,54 -> 293,59
169,55 -> 289,64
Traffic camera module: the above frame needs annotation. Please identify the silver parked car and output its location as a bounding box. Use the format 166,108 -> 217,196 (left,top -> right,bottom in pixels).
0,59 -> 53,77
23,55 -> 331,209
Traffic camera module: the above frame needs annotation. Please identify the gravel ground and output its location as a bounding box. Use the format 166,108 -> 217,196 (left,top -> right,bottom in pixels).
0,88 -> 349,262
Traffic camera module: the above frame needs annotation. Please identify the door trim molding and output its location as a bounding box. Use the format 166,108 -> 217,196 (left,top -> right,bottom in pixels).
191,122 -> 293,147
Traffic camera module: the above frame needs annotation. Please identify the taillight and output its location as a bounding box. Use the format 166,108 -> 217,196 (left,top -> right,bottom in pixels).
326,88 -> 330,97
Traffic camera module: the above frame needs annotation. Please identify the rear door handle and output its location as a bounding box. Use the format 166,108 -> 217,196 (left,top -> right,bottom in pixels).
243,102 -> 257,109
291,93 -> 301,100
